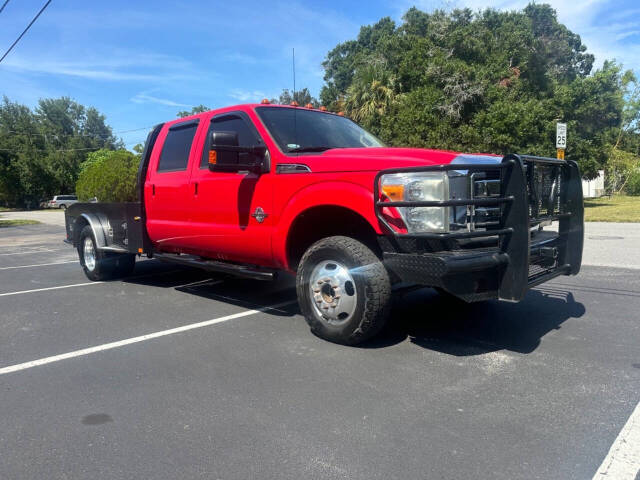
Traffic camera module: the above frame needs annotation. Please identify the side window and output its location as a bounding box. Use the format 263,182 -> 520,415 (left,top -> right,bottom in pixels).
158,121 -> 199,172
200,114 -> 260,168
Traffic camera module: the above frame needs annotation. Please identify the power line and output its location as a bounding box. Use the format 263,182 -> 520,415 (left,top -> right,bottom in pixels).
0,0 -> 52,64
0,1 -> 11,15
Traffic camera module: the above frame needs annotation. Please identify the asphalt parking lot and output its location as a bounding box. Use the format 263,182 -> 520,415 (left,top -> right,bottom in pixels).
1,218 -> 639,479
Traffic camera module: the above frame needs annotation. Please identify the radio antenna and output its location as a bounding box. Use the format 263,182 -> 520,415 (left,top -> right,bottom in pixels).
292,47 -> 298,152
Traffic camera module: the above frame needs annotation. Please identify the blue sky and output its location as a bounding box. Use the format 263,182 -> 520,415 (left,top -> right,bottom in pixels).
1,0 -> 639,148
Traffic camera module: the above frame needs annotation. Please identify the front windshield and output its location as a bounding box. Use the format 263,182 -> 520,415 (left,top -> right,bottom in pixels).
255,106 -> 384,154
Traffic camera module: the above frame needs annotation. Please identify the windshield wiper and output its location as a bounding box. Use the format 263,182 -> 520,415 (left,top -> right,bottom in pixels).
287,146 -> 335,153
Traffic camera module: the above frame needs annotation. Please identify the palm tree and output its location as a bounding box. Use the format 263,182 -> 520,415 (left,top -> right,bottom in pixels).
346,64 -> 398,123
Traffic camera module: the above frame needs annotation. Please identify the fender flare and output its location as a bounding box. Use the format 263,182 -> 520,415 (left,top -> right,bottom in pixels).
272,181 -> 382,270
74,213 -> 110,249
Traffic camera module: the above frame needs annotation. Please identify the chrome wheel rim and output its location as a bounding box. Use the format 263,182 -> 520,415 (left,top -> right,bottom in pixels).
309,260 -> 357,326
83,237 -> 96,271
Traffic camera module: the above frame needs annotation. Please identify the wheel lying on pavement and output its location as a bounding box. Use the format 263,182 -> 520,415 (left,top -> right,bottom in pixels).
78,225 -> 135,281
296,236 -> 391,345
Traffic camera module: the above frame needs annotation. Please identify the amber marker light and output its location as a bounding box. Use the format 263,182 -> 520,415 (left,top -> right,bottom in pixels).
138,248 -> 143,254
337,111 -> 344,116
319,106 -> 327,111
305,103 -> 314,109
381,184 -> 404,201
261,98 -> 270,104
209,150 -> 217,165
290,101 -> 299,106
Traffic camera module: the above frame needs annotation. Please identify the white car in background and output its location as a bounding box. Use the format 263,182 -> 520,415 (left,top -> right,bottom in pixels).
47,195 -> 78,209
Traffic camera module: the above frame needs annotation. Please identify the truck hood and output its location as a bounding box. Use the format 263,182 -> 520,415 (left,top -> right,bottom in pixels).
292,147 -> 501,173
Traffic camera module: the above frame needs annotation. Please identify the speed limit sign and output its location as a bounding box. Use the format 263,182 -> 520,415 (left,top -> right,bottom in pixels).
556,123 -> 567,149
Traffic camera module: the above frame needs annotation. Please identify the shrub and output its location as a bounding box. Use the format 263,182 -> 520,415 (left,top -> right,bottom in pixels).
76,149 -> 139,202
626,170 -> 640,196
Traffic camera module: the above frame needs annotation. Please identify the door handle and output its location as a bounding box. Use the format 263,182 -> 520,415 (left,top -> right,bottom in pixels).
152,184 -> 155,195
194,182 -> 198,195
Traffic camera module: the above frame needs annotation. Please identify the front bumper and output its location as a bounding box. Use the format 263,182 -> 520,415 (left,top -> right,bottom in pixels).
375,154 -> 584,302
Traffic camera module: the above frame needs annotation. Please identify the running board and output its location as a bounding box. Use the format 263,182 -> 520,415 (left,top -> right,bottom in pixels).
153,253 -> 277,281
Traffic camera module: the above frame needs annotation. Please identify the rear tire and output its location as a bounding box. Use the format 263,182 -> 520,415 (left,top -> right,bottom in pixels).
77,225 -> 135,281
296,236 -> 391,345
60,204 -> 66,210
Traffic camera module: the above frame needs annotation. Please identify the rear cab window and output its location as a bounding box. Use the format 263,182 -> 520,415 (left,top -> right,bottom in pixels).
157,120 -> 200,172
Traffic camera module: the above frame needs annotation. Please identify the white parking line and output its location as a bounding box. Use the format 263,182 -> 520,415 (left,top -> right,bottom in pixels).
0,281 -> 103,297
0,266 -> 184,297
0,299 -> 296,375
0,248 -> 58,256
0,260 -> 77,271
593,401 -> 640,479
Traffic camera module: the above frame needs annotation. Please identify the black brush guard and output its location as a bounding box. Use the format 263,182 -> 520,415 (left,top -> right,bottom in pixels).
374,154 -> 584,302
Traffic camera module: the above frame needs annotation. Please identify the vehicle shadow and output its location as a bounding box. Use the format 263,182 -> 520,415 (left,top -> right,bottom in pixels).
123,260 -> 585,354
122,259 -> 297,317
366,285 -> 586,355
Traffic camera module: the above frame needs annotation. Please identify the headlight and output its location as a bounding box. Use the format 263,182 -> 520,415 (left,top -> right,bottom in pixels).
380,172 -> 449,233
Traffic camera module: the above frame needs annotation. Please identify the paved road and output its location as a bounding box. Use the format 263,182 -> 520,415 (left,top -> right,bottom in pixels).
0,223 -> 638,479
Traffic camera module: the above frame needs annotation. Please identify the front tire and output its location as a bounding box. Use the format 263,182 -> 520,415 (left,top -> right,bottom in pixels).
296,236 -> 391,345
78,225 -> 135,281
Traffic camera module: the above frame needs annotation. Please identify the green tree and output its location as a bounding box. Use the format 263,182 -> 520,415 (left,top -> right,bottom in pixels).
319,3 -> 633,178
270,88 -> 319,107
0,96 -> 120,207
177,105 -> 210,118
76,149 -> 139,202
132,143 -> 145,157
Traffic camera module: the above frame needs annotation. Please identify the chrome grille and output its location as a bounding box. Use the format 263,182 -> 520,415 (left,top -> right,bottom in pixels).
525,162 -> 562,222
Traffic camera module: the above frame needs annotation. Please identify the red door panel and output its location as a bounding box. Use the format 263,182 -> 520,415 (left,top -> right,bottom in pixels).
184,111 -> 273,265
187,169 -> 273,265
144,120 -> 201,250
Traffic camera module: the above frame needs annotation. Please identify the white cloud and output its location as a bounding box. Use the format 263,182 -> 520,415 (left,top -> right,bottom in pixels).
2,52 -> 197,83
130,93 -> 190,108
228,89 -> 269,102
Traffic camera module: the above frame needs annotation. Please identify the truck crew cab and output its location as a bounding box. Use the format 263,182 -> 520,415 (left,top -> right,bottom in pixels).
65,103 -> 584,345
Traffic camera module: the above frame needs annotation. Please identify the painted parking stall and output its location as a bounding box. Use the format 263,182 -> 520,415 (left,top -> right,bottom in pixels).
0,223 -> 639,480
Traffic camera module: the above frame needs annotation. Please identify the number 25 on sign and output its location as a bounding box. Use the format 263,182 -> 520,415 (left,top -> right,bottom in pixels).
556,122 -> 566,160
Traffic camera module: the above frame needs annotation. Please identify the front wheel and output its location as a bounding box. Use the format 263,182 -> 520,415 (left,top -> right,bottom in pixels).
296,236 -> 391,345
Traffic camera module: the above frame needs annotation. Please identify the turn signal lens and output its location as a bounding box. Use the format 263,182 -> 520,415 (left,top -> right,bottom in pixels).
305,103 -> 313,109
261,98 -> 270,104
290,101 -> 299,106
319,106 -> 327,111
209,150 -> 217,165
381,184 -> 404,201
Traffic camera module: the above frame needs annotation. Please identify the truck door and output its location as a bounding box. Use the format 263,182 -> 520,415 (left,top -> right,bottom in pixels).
187,111 -> 273,265
144,119 -> 200,250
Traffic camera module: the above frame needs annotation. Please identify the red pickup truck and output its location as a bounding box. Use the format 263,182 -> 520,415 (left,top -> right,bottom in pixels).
65,103 -> 584,345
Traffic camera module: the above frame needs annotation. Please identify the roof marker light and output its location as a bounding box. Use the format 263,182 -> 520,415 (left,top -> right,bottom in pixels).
337,111 -> 345,116
261,98 -> 270,104
290,101 -> 299,107
319,106 -> 327,111
305,103 -> 314,109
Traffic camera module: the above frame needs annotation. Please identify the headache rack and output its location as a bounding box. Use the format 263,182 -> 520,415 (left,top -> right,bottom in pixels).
374,154 -> 584,301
